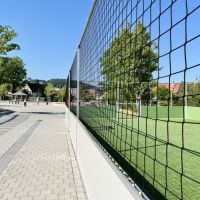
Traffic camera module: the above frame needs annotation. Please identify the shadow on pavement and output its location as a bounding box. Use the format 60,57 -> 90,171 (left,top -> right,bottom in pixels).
21,112 -> 65,115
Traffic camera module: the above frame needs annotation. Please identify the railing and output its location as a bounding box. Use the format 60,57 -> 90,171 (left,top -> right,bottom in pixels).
66,0 -> 200,199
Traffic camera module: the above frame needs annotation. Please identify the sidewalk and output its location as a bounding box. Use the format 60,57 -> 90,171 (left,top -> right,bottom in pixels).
0,103 -> 87,200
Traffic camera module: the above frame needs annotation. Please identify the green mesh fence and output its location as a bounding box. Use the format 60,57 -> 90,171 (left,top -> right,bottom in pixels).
66,1 -> 200,199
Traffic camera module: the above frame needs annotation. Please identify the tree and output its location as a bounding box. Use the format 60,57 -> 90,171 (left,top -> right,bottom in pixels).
173,80 -> 200,106
57,86 -> 66,102
153,86 -> 170,106
0,84 -> 9,100
0,25 -> 20,81
48,79 -> 66,88
81,90 -> 95,102
157,87 -> 169,100
1,57 -> 26,92
44,83 -> 54,100
0,25 -> 26,91
101,21 -> 158,104
0,25 -> 20,55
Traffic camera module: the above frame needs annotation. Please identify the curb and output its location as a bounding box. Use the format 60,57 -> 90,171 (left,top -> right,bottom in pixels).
0,110 -> 14,117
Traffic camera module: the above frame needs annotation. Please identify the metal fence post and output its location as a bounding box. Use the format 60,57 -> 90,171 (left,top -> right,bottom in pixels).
76,48 -> 80,155
184,82 -> 188,119
116,81 -> 119,120
68,72 -> 70,124
66,1 -> 200,198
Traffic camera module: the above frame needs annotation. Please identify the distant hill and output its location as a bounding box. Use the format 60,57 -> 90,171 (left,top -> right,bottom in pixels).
47,79 -> 66,88
26,78 -> 66,88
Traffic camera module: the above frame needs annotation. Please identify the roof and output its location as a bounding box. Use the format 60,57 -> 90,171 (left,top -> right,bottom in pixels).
159,83 -> 181,94
12,92 -> 27,96
27,83 -> 44,93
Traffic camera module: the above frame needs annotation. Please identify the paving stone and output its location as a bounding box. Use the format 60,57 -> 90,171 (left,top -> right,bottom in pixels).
0,104 -> 87,200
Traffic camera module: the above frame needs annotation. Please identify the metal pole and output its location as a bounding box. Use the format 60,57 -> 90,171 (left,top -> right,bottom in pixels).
67,73 -> 71,124
184,82 -> 187,119
116,81 -> 119,120
76,48 -> 80,155
149,82 -> 152,106
139,83 -> 142,118
136,94 -> 141,118
68,73 -> 71,110
77,49 -> 80,119
170,81 -> 175,107
170,90 -> 173,107
139,95 -> 142,118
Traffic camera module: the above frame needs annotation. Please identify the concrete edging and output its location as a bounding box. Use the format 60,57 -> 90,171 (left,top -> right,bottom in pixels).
65,109 -> 142,200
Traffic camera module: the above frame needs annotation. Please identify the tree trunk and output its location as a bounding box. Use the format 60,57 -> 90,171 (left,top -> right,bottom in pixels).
12,83 -> 17,93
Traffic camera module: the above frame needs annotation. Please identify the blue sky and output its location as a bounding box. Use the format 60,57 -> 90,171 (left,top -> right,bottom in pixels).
0,0 -> 93,80
0,0 -> 199,82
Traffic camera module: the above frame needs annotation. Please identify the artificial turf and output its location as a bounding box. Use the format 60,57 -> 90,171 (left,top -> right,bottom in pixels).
79,105 -> 200,200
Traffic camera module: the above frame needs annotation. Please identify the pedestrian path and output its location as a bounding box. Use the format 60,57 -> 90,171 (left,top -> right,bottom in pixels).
0,114 -> 28,136
0,103 -> 87,200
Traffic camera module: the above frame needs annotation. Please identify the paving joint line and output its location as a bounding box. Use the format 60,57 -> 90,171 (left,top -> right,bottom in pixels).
0,120 -> 42,174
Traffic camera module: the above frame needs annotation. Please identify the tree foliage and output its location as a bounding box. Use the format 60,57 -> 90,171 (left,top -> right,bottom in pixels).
48,79 -> 66,88
57,86 -> 66,102
0,25 -> 20,55
101,21 -> 158,103
174,82 -> 200,106
156,86 -> 170,100
152,86 -> 170,106
26,79 -> 66,88
0,83 -> 9,100
0,25 -> 26,93
44,83 -> 54,97
2,57 -> 26,92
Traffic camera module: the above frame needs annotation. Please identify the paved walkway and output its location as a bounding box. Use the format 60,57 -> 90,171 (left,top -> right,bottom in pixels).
0,102 -> 87,200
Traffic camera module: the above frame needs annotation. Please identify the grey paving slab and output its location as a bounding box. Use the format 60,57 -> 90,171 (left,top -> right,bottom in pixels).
0,120 -> 41,173
0,103 -> 87,200
0,114 -> 29,136
0,114 -> 18,125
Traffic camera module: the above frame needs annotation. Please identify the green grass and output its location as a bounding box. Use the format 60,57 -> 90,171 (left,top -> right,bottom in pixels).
79,105 -> 200,200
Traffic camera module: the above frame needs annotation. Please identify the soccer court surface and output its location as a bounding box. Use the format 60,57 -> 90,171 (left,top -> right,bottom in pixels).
79,106 -> 200,199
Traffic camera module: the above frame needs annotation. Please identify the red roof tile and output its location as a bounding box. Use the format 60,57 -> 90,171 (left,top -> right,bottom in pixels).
159,83 -> 181,94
